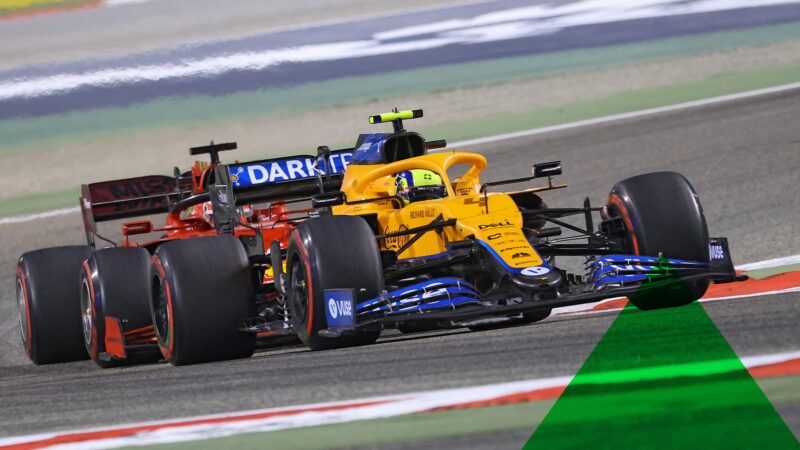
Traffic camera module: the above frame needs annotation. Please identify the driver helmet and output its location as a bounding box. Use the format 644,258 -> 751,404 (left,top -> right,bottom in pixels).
394,169 -> 446,204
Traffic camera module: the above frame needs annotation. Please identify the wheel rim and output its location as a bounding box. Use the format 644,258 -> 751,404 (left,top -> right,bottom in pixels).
80,278 -> 93,348
151,275 -> 170,346
16,277 -> 28,345
289,256 -> 308,324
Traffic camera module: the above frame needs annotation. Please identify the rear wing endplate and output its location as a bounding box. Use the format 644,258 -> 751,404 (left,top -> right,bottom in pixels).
80,175 -> 191,245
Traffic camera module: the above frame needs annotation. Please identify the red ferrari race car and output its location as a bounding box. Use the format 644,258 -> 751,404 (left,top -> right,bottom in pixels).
15,142 -> 351,367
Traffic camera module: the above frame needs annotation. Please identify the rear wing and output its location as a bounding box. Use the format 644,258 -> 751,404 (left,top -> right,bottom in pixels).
80,175 -> 192,244
80,148 -> 354,245
205,148 -> 354,238
226,148 -> 353,205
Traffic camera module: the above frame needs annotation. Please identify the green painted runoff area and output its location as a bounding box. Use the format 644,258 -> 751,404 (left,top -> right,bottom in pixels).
747,264 -> 800,279
0,0 -> 97,17
0,187 -> 78,217
525,301 -> 798,449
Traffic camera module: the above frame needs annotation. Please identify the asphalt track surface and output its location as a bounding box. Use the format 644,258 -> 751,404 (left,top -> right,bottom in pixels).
0,87 -> 798,447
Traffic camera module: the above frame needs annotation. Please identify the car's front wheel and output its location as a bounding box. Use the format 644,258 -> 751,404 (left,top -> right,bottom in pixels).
286,215 -> 382,350
606,171 -> 709,310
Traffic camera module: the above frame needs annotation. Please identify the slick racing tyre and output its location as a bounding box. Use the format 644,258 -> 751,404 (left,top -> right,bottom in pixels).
80,247 -> 161,368
150,236 -> 256,366
606,171 -> 709,310
286,215 -> 382,351
16,246 -> 92,364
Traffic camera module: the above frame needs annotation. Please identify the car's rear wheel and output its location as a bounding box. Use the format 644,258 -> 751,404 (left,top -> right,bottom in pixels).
606,171 -> 709,310
150,236 -> 256,365
80,247 -> 161,368
286,215 -> 382,350
16,246 -> 91,364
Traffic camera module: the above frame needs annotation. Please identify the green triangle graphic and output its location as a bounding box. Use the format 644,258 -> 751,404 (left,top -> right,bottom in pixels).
524,298 -> 798,449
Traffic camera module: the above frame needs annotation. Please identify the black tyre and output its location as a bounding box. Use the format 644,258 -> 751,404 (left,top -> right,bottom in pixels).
16,246 -> 91,364
606,171 -> 709,310
80,247 -> 161,368
286,215 -> 382,350
150,236 -> 256,366
522,308 -> 552,323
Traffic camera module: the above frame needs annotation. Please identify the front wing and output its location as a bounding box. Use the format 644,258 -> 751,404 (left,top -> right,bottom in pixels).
317,237 -> 742,335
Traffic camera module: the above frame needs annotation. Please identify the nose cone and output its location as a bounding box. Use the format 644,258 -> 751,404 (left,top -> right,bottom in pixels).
511,268 -> 562,291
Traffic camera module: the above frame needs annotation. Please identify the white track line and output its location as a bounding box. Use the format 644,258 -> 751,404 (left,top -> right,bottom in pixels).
553,285 -> 800,318
3,348 -> 798,450
6,0 -> 799,101
450,81 -> 800,148
4,81 -> 800,225
737,254 -> 800,270
0,206 -> 79,225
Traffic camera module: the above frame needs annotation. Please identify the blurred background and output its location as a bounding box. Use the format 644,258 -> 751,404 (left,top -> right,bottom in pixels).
1,0 -> 799,218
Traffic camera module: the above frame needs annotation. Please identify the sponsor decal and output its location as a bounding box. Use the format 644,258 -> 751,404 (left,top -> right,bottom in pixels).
521,266 -> 550,276
463,197 -> 486,207
500,246 -> 530,253
495,238 -> 527,247
709,243 -> 725,260
89,175 -> 178,216
216,190 -> 228,205
409,209 -> 437,219
325,289 -> 355,328
512,252 -> 532,259
457,188 -> 473,196
478,220 -> 513,230
230,153 -> 352,187
384,225 -> 410,249
487,233 -> 502,240
328,298 -> 352,319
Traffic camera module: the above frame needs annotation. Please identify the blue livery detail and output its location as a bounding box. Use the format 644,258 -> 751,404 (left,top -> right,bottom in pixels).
357,277 -> 483,317
475,240 -> 552,276
350,133 -> 391,165
589,254 -> 708,290
324,289 -> 356,328
229,152 -> 352,188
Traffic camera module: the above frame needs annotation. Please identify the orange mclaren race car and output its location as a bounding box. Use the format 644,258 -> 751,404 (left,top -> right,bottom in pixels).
15,142 -> 350,366
271,109 -> 745,350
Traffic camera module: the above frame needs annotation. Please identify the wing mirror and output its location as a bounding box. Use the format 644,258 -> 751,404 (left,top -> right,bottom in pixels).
122,220 -> 153,237
532,161 -> 562,178
312,191 -> 346,208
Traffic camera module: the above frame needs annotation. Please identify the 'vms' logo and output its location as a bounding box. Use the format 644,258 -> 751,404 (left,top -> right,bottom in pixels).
328,298 -> 352,319
709,244 -> 725,260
